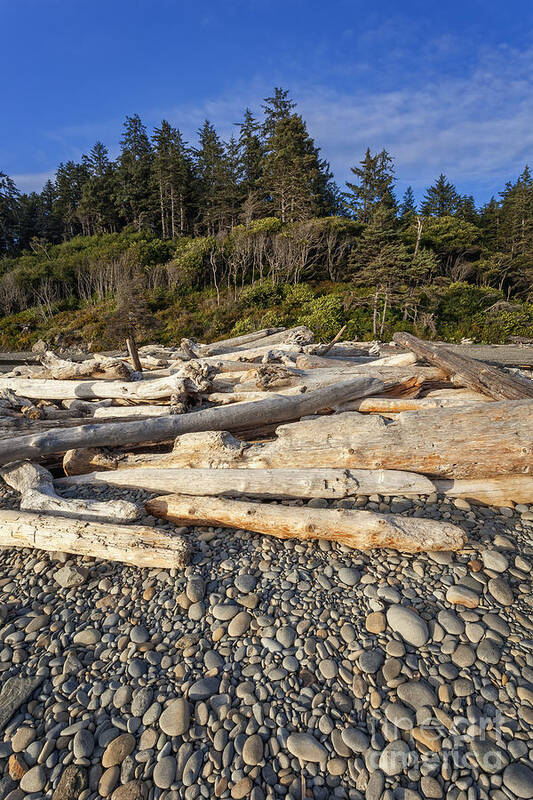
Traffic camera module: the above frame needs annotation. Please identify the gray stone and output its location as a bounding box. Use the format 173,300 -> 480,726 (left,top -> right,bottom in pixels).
397,680 -> 437,710
287,733 -> 327,762
153,756 -> 176,789
340,727 -> 369,753
502,763 -> 533,798
359,649 -> 384,673
379,740 -> 410,776
20,765 -> 46,793
182,750 -> 203,786
54,565 -> 87,588
242,734 -> 263,765
227,611 -> 251,637
469,739 -> 509,774
234,574 -> 257,593
52,765 -> 88,800
0,674 -> 44,730
384,702 -> 415,730
386,605 -> 429,647
488,578 -> 513,605
338,568 -> 359,586
477,639 -> 501,665
188,677 -> 219,701
481,550 -> 508,573
73,729 -> 94,759
159,698 -> 190,737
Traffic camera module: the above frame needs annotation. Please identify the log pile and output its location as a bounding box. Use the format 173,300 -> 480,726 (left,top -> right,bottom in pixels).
0,328 -> 531,566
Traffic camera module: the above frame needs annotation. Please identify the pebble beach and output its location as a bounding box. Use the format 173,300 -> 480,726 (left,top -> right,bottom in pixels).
0,483 -> 532,800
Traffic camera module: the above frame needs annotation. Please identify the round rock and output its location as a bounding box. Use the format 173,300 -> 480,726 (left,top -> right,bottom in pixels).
386,605 -> 429,647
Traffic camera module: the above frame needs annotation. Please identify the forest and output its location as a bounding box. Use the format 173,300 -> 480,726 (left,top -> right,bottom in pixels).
0,88 -> 532,349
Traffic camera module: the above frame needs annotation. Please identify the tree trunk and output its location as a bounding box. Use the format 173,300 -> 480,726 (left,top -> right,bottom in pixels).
0,509 -> 191,569
145,494 -> 466,553
0,374 -> 184,401
393,332 -> 533,400
60,466 -> 435,498
0,377 -> 384,465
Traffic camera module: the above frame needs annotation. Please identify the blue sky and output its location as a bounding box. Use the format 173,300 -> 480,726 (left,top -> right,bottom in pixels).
2,0 -> 532,205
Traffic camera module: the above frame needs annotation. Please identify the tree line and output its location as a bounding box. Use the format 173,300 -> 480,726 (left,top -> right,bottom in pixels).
0,87 -> 532,340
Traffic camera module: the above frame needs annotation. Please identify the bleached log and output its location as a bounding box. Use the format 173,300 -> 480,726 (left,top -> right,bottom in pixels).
63,398 -> 115,415
199,327 -> 286,355
158,400 -> 533,479
201,325 -> 314,355
236,365 -> 447,393
0,509 -> 191,568
422,388 -> 491,403
433,475 -> 533,506
296,352 -> 417,370
63,448 -> 121,476
0,377 -> 384,465
0,461 -> 140,523
393,331 -> 533,400
93,405 -> 172,418
337,395 -> 488,414
0,374 -> 185,401
146,494 -> 466,553
59,466 -> 435,498
41,351 -> 132,381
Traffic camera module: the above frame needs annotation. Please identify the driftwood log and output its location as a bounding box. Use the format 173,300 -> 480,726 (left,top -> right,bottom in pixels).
40,352 -> 132,381
0,377 -> 383,465
393,332 -> 533,400
0,509 -> 191,568
60,466 -> 435,498
146,494 -> 467,552
0,374 -> 182,401
150,400 -> 532,479
0,461 -> 140,523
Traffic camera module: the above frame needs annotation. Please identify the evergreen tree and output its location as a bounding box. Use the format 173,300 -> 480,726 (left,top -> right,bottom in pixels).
344,148 -> 396,223
262,87 -> 296,137
238,109 -> 265,221
116,114 -> 153,231
399,185 -> 417,220
194,120 -> 232,234
55,160 -> 90,238
421,174 -> 459,217
262,111 -> 330,223
456,194 -> 478,224
0,172 -> 20,254
479,196 -> 501,251
498,166 -> 533,256
80,142 -> 118,234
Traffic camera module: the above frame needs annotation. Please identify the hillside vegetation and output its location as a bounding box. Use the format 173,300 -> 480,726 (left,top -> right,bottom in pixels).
1,88 -> 532,349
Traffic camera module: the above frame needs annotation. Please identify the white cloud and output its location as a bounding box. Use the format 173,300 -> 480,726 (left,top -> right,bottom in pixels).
12,171 -> 54,193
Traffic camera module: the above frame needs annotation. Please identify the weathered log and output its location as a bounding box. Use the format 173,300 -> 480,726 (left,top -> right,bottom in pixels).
295,352 -> 417,370
393,331 -> 533,400
199,327 -> 286,355
60,466 -> 435,498
0,461 -> 140,523
126,338 -> 143,373
433,476 -> 533,507
316,325 -> 348,356
146,494 -> 466,552
237,365 -> 446,393
0,377 -> 383,465
159,401 -> 533,478
337,395 -> 488,414
0,509 -> 191,568
41,351 -> 132,380
63,448 -> 120,476
0,374 -> 183,401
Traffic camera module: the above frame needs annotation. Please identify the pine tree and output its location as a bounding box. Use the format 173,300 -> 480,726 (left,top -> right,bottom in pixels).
116,114 -> 153,231
344,148 -> 396,223
55,161 -> 90,238
499,166 -> 533,256
0,172 -> 20,254
262,111 -> 330,223
238,109 -> 265,221
399,186 -> 417,221
456,194 -> 477,224
194,120 -> 232,234
80,142 -> 118,234
262,87 -> 297,137
421,174 -> 459,217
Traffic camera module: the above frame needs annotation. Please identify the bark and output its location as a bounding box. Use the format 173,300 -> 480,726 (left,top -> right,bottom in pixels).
393,332 -> 533,400
145,494 -> 466,553
60,466 -> 435,498
0,377 -> 384,465
0,461 -> 140,523
236,365 -> 446,393
337,395 -> 489,414
0,509 -> 191,569
295,352 -> 417,370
